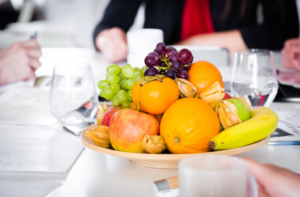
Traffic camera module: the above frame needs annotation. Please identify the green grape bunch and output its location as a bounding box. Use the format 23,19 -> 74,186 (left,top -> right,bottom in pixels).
97,64 -> 146,108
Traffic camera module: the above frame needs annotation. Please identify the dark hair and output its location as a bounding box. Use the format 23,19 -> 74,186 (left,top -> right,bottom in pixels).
221,0 -> 286,24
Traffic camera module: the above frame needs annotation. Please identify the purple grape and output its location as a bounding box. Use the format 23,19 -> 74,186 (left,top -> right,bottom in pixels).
145,52 -> 161,67
178,49 -> 192,64
165,70 -> 177,79
184,56 -> 193,71
144,67 -> 159,76
165,47 -> 177,58
171,60 -> 183,72
155,43 -> 167,54
177,70 -> 189,80
159,61 -> 167,67
168,54 -> 177,63
184,63 -> 191,72
152,51 -> 161,64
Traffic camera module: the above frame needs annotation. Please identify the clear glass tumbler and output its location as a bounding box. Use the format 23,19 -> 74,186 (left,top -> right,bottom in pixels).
50,63 -> 98,134
231,50 -> 278,108
179,155 -> 247,197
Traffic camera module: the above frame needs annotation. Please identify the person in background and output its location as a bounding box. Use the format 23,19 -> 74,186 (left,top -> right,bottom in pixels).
245,158 -> 300,197
93,0 -> 299,63
281,38 -> 300,71
0,39 -> 42,85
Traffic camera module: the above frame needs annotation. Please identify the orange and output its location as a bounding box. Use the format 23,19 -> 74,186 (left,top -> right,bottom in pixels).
132,77 -> 179,115
188,61 -> 224,94
160,98 -> 220,154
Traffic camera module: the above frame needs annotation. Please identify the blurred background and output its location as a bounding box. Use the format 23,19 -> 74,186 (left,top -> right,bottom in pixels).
0,0 -> 147,48
1,0 -> 298,50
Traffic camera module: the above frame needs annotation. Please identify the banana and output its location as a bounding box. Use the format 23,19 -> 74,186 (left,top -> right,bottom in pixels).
210,107 -> 278,150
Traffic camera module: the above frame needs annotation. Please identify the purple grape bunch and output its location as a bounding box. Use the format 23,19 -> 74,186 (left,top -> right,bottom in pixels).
144,43 -> 194,80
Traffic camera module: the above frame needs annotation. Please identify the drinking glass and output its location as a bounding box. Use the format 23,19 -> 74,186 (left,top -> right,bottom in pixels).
231,50 -> 278,108
50,63 -> 98,135
179,155 -> 247,197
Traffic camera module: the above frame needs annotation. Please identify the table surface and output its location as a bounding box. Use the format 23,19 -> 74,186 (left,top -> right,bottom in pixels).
44,102 -> 300,197
0,48 -> 299,197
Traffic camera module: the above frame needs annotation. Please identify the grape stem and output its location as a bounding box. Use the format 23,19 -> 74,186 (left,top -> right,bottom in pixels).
161,55 -> 171,69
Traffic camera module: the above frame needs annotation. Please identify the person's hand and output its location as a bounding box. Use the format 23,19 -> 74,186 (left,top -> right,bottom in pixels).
0,39 -> 42,85
95,27 -> 127,63
244,158 -> 300,197
281,38 -> 300,71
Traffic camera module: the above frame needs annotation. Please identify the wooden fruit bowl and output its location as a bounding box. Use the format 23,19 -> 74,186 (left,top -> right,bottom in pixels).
81,130 -> 269,169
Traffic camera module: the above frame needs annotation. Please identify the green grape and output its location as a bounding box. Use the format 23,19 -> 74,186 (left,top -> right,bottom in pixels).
110,83 -> 120,93
122,100 -> 131,108
112,95 -> 121,106
125,79 -> 136,90
122,65 -> 135,79
102,86 -> 114,100
100,90 -> 105,98
97,80 -> 109,90
106,73 -> 120,84
107,64 -> 121,75
120,79 -> 127,89
122,63 -> 131,68
115,89 -> 127,103
132,70 -> 144,82
133,67 -> 140,72
141,66 -> 148,73
127,90 -> 133,101
105,94 -> 114,100
118,72 -> 125,79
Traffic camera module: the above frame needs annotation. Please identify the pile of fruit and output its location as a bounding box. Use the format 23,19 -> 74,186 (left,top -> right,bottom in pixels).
84,43 -> 279,154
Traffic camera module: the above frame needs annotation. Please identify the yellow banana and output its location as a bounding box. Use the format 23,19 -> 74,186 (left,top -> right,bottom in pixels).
210,107 -> 278,150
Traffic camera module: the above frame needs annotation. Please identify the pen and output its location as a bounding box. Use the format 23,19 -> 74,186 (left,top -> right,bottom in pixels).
30,31 -> 38,39
267,141 -> 300,146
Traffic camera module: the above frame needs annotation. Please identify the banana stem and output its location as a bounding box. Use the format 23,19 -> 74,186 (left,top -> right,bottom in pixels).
210,141 -> 216,150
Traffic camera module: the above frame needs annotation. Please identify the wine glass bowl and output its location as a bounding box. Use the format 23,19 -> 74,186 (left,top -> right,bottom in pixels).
50,63 -> 98,133
231,49 -> 278,108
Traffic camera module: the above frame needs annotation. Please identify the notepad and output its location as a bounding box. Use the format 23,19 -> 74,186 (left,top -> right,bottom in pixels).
0,124 -> 83,172
0,87 -> 58,126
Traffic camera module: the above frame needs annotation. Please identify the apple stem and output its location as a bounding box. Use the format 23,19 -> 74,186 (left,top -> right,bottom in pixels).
137,101 -> 140,112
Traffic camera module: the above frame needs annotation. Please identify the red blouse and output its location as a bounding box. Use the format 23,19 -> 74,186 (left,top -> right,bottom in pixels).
180,0 -> 215,41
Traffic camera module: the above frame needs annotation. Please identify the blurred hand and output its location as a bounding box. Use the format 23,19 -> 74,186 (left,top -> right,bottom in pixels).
244,158 -> 300,197
0,39 -> 42,85
95,27 -> 128,63
281,38 -> 300,71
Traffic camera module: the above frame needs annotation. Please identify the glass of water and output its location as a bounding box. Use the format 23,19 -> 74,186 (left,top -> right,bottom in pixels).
231,50 -> 278,108
179,155 -> 248,197
50,63 -> 98,135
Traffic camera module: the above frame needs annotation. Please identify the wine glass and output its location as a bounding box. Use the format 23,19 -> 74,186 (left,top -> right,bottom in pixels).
50,63 -> 98,135
231,50 -> 278,108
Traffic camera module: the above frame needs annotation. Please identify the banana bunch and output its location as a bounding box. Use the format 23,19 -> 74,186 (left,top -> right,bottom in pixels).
84,124 -> 110,148
210,107 -> 278,150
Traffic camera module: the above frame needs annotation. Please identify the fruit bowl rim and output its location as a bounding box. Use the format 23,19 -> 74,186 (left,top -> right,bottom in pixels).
81,131 -> 270,161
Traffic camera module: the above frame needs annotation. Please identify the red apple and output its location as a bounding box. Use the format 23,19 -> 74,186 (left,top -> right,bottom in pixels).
101,106 -> 122,126
223,92 -> 232,100
109,108 -> 160,153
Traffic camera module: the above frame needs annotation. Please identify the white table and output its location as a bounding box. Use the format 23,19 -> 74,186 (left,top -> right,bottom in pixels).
0,48 -> 299,197
43,103 -> 300,197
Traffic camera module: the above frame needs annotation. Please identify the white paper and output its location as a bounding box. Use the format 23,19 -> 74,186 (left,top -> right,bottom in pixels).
0,124 -> 83,172
0,87 -> 58,126
0,179 -> 61,197
276,110 -> 300,134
